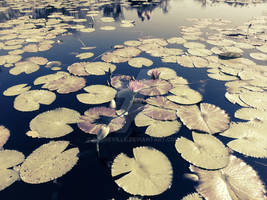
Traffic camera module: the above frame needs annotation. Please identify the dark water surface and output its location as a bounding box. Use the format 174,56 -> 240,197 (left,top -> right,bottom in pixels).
0,0 -> 267,199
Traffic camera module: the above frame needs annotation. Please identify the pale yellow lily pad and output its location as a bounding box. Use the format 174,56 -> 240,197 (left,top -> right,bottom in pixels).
128,57 -> 153,68
167,86 -> 202,105
76,52 -> 94,59
220,122 -> 267,158
135,113 -> 181,138
111,146 -> 173,196
20,141 -> 79,184
14,90 -> 56,112
0,150 -> 24,191
190,155 -> 266,200
10,61 -> 39,75
176,103 -> 230,134
3,84 -> 31,96
77,85 -> 117,104
85,62 -> 116,75
175,132 -> 229,169
26,108 -> 80,138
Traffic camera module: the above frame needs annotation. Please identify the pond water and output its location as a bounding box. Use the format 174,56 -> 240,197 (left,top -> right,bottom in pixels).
0,0 -> 267,199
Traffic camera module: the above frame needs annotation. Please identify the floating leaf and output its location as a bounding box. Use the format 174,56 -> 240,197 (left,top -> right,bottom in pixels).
26,57 -> 48,65
176,103 -> 230,134
225,92 -> 249,107
167,86 -> 202,105
135,112 -> 181,138
146,96 -> 180,110
239,91 -> 267,110
111,146 -> 173,196
139,79 -> 172,96
0,126 -> 10,149
184,42 -> 206,49
77,85 -> 117,104
67,62 -> 90,76
250,52 -> 267,61
175,132 -> 229,169
190,155 -> 267,200
34,71 -> 69,86
220,122 -> 267,158
78,107 -> 125,134
101,52 -> 130,63
26,108 -> 80,138
9,61 -> 39,75
0,150 -> 24,191
167,37 -> 186,44
169,76 -> 189,87
14,90 -> 56,112
124,40 -> 141,46
3,84 -> 31,96
43,75 -> 86,94
76,52 -> 94,59
181,193 -> 203,200
85,62 -> 116,75
256,44 -> 267,53
20,141 -> 79,184
100,17 -> 115,22
188,48 -> 213,57
100,26 -> 116,31
128,57 -> 153,68
142,105 -> 177,121
45,61 -> 61,69
147,67 -> 177,80
235,107 -> 267,121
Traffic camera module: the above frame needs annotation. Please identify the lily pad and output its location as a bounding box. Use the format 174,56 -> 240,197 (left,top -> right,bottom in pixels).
142,105 -> 177,121
43,75 -> 86,94
111,146 -> 173,196
190,155 -> 266,200
0,150 -> 24,191
235,107 -> 267,121
3,84 -> 31,96
239,91 -> 267,110
188,48 -> 213,57
26,108 -> 80,138
250,52 -> 267,61
0,126 -> 10,149
128,57 -> 153,68
26,57 -> 48,65
181,193 -> 203,200
14,90 -> 56,112
85,62 -> 116,75
9,61 -> 39,75
146,96 -> 180,110
167,86 -> 202,105
147,67 -> 177,80
76,52 -> 94,59
67,62 -> 90,76
175,132 -> 229,169
135,112 -> 181,138
176,103 -> 230,134
139,79 -> 172,96
77,85 -> 117,104
220,122 -> 267,158
78,107 -> 126,134
20,141 -> 79,184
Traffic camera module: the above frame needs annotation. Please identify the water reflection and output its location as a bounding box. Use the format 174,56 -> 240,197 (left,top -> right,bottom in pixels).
194,0 -> 267,7
0,0 -> 170,22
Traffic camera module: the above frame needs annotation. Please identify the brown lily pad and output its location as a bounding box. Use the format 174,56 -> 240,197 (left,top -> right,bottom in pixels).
78,107 -> 126,134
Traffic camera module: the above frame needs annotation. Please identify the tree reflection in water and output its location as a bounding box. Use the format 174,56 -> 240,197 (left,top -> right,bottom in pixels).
0,0 -> 170,23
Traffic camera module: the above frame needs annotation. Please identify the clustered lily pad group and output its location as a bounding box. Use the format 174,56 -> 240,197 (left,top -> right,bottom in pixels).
0,2 -> 267,200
